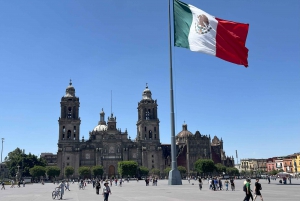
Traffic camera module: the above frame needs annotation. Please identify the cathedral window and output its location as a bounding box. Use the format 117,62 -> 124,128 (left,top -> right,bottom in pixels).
74,126 -> 76,133
152,155 -> 154,158
154,127 -> 156,132
67,107 -> 72,119
62,134 -> 65,140
63,126 -> 65,133
149,130 -> 152,139
144,127 -> 147,131
67,130 -> 71,139
145,110 -> 150,120
154,134 -> 156,139
73,133 -> 76,140
144,134 -> 147,140
67,157 -> 69,160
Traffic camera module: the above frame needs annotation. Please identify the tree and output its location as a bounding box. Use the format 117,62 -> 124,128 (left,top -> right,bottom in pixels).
92,165 -> 104,178
78,166 -> 91,178
138,166 -> 149,177
65,166 -> 74,178
226,167 -> 239,176
215,163 -> 227,174
46,166 -> 60,181
194,159 -> 215,175
269,169 -> 278,175
150,168 -> 160,176
29,166 -> 46,180
5,148 -> 46,177
164,167 -> 171,175
118,161 -> 138,177
177,166 -> 187,176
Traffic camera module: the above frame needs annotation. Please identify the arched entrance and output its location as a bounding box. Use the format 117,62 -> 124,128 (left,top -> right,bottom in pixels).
108,165 -> 115,178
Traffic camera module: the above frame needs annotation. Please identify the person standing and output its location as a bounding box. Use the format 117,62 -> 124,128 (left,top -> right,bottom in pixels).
102,181 -> 112,201
254,178 -> 263,201
230,178 -> 235,191
58,180 -> 66,200
224,179 -> 229,191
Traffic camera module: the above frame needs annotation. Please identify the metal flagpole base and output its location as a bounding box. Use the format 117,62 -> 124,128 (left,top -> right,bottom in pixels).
168,169 -> 182,185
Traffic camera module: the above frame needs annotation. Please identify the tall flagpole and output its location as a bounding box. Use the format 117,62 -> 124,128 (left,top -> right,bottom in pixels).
168,0 -> 182,185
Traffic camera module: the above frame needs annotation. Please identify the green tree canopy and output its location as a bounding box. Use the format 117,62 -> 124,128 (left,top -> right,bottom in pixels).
46,166 -> 60,180
150,168 -> 160,176
65,166 -> 74,178
5,148 -> 46,177
194,159 -> 215,175
118,161 -> 138,177
29,166 -> 46,179
177,166 -> 187,176
138,166 -> 149,177
78,166 -> 91,178
226,167 -> 239,175
215,163 -> 227,174
92,165 -> 104,177
164,167 -> 171,175
269,169 -> 279,175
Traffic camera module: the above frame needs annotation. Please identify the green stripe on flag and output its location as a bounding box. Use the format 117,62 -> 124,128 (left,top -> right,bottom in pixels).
174,0 -> 193,49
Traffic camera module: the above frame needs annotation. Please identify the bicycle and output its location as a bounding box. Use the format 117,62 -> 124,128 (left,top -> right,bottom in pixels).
79,183 -> 85,190
52,187 -> 61,199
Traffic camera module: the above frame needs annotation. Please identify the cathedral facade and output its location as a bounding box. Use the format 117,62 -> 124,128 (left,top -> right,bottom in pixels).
56,82 -> 233,178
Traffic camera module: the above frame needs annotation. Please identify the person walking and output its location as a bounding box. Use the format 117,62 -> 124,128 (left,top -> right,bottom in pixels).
58,180 -> 66,200
243,178 -> 252,201
1,181 -> 5,190
96,180 -> 101,195
254,178 -> 263,201
10,180 -> 15,188
198,177 -> 203,190
102,181 -> 112,201
65,181 -> 70,191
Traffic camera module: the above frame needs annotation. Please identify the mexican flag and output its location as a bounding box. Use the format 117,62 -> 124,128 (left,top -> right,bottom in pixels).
174,0 -> 249,67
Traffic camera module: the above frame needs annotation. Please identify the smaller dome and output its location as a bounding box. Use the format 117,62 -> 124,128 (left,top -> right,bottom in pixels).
65,80 -> 75,97
93,124 -> 107,131
177,123 -> 193,138
142,84 -> 152,100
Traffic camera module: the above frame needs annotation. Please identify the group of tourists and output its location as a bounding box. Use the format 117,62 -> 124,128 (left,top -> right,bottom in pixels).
144,177 -> 158,186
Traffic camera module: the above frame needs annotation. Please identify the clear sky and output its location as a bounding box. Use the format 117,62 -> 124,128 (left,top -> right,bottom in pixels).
0,0 -> 299,163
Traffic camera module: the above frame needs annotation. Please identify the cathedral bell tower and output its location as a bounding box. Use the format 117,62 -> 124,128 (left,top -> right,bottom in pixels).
58,80 -> 81,142
136,84 -> 160,142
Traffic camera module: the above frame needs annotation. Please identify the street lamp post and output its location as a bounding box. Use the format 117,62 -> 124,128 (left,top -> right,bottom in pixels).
1,138 -> 4,163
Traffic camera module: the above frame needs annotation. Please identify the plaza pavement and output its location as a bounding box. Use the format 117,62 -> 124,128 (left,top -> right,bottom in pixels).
1,178 -> 300,201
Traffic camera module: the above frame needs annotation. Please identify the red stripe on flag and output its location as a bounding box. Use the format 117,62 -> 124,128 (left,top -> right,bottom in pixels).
215,18 -> 249,67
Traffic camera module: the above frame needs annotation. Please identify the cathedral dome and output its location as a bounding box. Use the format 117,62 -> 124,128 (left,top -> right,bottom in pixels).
64,80 -> 75,97
177,123 -> 193,138
93,124 -> 107,131
142,84 -> 152,100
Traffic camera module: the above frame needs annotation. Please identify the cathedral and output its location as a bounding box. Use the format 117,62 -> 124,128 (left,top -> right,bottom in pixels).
56,82 -> 234,178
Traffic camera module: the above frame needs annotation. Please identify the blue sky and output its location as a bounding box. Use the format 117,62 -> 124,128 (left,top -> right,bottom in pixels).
0,0 -> 299,163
